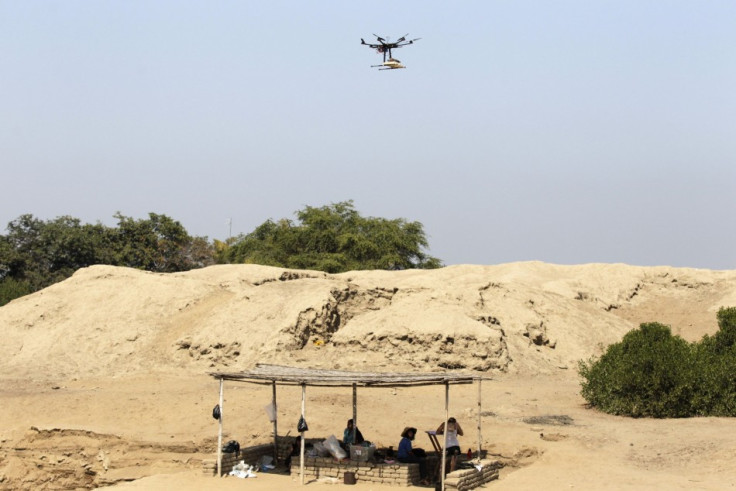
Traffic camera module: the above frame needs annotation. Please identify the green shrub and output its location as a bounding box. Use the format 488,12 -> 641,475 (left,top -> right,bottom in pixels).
690,307 -> 736,416
0,277 -> 32,306
580,308 -> 736,418
579,322 -> 696,417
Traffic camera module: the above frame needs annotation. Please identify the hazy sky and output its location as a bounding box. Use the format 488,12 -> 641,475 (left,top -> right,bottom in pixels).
2,1 -> 734,269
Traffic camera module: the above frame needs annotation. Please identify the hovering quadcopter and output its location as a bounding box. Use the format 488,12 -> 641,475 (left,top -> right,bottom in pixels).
361,33 -> 420,70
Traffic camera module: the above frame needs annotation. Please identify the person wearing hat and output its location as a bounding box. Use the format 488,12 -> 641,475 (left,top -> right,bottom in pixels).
437,417 -> 464,471
397,427 -> 429,485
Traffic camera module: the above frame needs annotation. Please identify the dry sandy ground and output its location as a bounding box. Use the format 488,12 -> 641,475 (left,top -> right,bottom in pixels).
2,263 -> 736,489
5,372 -> 736,490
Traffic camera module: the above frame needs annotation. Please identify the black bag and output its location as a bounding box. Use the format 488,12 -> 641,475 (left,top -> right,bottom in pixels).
212,404 -> 221,420
297,416 -> 309,432
413,448 -> 427,458
223,440 -> 240,454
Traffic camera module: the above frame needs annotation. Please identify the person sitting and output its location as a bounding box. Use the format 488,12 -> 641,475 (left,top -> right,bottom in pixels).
436,417 -> 464,471
342,418 -> 365,449
397,427 -> 429,485
285,435 -> 301,468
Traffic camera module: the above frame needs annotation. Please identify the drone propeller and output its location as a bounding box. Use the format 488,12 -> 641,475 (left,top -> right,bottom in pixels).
396,33 -> 409,43
372,33 -> 385,43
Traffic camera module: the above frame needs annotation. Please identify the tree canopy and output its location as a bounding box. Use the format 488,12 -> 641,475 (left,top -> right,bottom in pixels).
0,213 -> 213,305
0,202 -> 442,305
222,201 -> 442,273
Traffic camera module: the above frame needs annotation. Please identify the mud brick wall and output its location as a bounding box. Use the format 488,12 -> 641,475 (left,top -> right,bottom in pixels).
443,459 -> 501,491
202,436 -> 298,476
201,451 -> 244,476
290,456 -> 420,486
202,450 -> 251,476
202,459 -> 217,476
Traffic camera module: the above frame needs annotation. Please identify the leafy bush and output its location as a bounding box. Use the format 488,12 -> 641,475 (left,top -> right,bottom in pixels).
0,277 -> 32,307
580,308 -> 736,418
689,308 -> 736,416
579,322 -> 696,417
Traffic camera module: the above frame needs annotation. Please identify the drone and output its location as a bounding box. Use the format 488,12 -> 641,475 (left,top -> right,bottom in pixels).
361,33 -> 420,70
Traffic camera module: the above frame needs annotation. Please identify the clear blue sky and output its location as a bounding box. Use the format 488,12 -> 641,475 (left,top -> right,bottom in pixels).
2,1 -> 734,269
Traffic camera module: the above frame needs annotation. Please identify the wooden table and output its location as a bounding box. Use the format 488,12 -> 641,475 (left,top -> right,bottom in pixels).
425,430 -> 443,482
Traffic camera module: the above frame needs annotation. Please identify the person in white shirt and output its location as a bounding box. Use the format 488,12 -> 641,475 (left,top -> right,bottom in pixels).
436,417 -> 464,471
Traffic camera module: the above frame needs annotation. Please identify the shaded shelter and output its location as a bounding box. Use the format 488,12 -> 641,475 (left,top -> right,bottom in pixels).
210,364 -> 490,489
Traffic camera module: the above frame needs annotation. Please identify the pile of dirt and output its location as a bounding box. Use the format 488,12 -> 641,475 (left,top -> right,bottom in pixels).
2,262 -> 734,380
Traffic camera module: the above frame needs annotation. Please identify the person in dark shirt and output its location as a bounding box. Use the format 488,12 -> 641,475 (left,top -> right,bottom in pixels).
397,427 -> 429,485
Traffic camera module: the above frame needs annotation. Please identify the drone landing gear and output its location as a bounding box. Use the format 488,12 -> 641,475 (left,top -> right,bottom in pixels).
371,57 -> 405,70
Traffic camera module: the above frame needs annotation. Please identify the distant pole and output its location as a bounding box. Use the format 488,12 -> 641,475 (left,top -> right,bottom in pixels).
477,378 -> 482,459
300,383 -> 306,485
272,381 -> 278,463
217,378 -> 224,477
352,383 -> 357,446
441,382 -> 449,491
227,218 -> 232,239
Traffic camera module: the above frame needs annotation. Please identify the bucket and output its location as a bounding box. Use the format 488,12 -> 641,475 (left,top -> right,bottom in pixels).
344,471 -> 356,485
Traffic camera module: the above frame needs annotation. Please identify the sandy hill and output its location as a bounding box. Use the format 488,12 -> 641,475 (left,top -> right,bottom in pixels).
2,262 -> 735,380
2,262 -> 736,490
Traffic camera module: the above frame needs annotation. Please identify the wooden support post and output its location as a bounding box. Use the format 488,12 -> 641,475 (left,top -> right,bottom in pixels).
441,381 -> 449,491
300,383 -> 306,485
272,381 -> 278,463
216,377 -> 224,477
352,383 -> 357,446
477,377 -> 482,459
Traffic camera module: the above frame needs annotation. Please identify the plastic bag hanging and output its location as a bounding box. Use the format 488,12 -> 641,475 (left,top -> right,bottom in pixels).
264,402 -> 277,422
297,416 -> 309,432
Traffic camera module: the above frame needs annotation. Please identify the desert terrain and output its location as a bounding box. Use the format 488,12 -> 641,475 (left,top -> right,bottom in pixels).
2,262 -> 736,490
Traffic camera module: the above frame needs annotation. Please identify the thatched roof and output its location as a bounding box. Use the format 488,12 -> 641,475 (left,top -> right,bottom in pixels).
210,364 -> 485,387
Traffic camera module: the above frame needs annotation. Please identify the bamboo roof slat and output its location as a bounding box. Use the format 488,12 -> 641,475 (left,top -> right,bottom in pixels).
209,363 -> 487,387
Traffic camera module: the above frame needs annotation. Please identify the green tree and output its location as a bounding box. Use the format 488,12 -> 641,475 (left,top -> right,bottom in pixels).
0,234 -> 32,305
579,322 -> 696,418
579,308 -> 736,418
1,214 -> 110,291
225,201 -> 442,273
0,277 -> 32,306
113,212 -> 214,272
0,212 -> 215,305
690,307 -> 736,416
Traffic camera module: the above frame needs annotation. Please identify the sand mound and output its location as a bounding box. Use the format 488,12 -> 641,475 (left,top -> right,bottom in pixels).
2,262 -> 734,381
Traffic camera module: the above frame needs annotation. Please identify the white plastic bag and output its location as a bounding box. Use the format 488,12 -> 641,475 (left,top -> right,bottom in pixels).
323,435 -> 347,460
264,402 -> 277,422
229,461 -> 258,478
